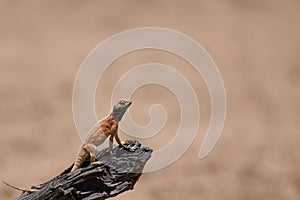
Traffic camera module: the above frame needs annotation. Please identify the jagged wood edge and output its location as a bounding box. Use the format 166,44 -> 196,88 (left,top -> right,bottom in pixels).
15,140 -> 152,200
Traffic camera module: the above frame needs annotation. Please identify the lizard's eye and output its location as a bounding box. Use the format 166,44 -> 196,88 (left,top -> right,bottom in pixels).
119,100 -> 125,105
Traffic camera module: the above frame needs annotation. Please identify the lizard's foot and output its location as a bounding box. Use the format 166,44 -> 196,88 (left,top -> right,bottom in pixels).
110,150 -> 114,156
121,140 -> 131,146
120,140 -> 135,152
109,146 -> 114,156
91,161 -> 104,166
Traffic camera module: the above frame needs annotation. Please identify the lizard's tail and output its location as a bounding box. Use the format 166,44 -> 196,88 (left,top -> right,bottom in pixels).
71,147 -> 89,172
2,181 -> 37,193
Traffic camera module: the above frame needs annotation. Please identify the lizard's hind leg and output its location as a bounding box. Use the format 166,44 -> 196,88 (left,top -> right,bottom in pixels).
84,144 -> 103,166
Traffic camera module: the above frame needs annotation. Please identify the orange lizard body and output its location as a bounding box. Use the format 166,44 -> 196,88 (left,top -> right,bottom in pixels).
71,99 -> 132,172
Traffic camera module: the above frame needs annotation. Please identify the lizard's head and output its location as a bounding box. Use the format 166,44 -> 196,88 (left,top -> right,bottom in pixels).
113,99 -> 132,122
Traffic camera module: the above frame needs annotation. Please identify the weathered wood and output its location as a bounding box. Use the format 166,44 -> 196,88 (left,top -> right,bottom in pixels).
15,140 -> 152,200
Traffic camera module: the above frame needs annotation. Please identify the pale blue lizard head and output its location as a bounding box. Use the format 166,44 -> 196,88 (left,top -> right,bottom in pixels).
113,99 -> 132,122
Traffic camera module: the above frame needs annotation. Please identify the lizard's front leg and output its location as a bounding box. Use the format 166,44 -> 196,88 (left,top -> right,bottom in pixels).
109,135 -> 114,155
115,131 -> 134,152
115,131 -> 133,152
115,131 -> 124,148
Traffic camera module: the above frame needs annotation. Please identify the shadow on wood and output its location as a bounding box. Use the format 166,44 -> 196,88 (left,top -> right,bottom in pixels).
15,140 -> 152,200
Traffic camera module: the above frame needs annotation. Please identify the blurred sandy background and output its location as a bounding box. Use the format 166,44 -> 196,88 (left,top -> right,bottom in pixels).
0,0 -> 299,199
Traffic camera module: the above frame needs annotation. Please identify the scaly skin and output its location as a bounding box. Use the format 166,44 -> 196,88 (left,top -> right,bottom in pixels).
71,99 -> 132,172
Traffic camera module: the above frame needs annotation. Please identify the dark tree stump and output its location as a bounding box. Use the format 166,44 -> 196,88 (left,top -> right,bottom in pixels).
15,140 -> 152,200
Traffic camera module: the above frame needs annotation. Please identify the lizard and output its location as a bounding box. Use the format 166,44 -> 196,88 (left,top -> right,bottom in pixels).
3,99 -> 132,193
71,99 -> 132,172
